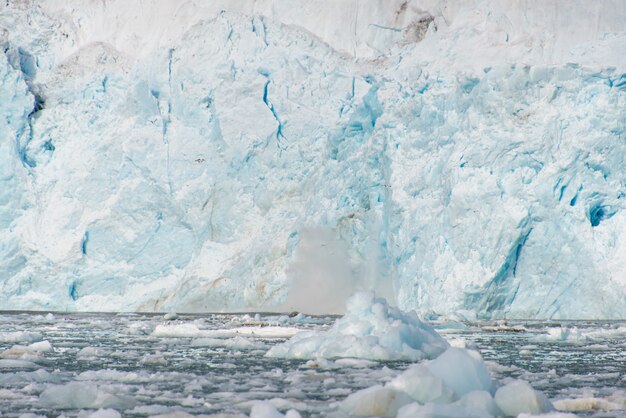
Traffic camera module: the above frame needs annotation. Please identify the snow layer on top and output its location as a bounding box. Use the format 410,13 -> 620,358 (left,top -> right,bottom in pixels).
6,0 -> 626,69
0,1 -> 625,318
266,293 -> 449,360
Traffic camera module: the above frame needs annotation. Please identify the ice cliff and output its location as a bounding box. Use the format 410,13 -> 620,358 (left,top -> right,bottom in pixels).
0,0 -> 624,318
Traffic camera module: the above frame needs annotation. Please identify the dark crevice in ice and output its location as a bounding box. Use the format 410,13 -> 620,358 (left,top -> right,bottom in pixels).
81,231 -> 89,256
69,281 -> 78,301
42,139 -> 55,152
252,17 -> 269,46
151,49 -> 175,194
589,203 -> 615,227
569,185 -> 582,206
330,79 -> 382,161
7,47 -> 47,169
464,227 -> 533,316
368,23 -> 402,32
261,77 -> 287,150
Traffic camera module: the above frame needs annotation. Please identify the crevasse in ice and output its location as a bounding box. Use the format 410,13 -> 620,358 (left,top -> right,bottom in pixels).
0,0 -> 624,318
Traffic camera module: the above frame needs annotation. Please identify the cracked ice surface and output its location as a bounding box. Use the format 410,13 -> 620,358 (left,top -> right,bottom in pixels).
0,1 -> 625,318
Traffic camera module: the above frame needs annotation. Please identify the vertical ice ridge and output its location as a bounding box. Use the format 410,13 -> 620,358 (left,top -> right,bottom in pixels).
81,231 -> 89,256
4,46 -> 44,170
464,227 -> 533,317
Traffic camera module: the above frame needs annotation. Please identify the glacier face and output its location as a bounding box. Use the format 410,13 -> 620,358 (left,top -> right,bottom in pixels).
0,0 -> 624,318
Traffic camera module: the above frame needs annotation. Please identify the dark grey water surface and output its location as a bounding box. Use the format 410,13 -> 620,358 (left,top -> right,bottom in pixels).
0,313 -> 624,417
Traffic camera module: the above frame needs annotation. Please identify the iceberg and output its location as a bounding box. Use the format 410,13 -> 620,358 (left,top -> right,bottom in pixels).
0,0 -> 624,318
266,292 -> 449,360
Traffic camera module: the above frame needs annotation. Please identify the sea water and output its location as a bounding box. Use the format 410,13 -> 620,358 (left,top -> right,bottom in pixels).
0,313 -> 623,417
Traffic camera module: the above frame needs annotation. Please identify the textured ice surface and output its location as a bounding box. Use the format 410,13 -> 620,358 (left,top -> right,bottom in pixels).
266,292 -> 449,360
0,1 -> 625,317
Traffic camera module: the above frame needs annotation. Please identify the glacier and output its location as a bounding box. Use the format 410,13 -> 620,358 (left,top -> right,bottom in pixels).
0,0 -> 625,318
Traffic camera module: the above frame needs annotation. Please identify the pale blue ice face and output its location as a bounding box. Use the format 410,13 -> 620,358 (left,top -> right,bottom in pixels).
0,7 -> 624,318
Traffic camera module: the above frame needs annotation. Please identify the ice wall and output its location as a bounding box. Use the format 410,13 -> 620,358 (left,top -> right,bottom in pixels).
0,0 -> 624,318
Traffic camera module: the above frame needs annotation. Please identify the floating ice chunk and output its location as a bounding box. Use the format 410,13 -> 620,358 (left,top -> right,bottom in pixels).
396,402 -> 493,418
250,401 -> 301,418
386,364 -> 455,404
0,332 -> 43,343
456,391 -> 502,417
265,398 -> 307,413
147,412 -> 237,418
191,336 -> 258,350
76,370 -> 141,383
266,293 -> 448,360
250,403 -> 282,418
446,337 -> 477,349
340,385 -> 413,417
163,312 -> 179,320
80,409 -> 122,418
152,323 -> 203,337
28,340 -> 52,352
553,394 -> 626,412
304,357 -> 378,369
77,346 -> 107,359
135,407 -> 186,417
39,382 -> 135,409
0,388 -> 21,399
539,327 -> 587,343
141,352 -> 168,366
2,340 -> 53,361
584,344 -> 610,350
426,348 -> 493,397
494,380 -> 553,416
385,349 -> 496,410
304,357 -> 339,370
0,345 -> 43,361
539,326 -> 626,343
231,327 -> 303,338
0,359 -> 39,370
0,369 -> 59,385
152,324 -> 301,339
126,322 -> 152,335
517,414 -> 579,418
333,358 -> 378,368
338,344 -> 555,418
